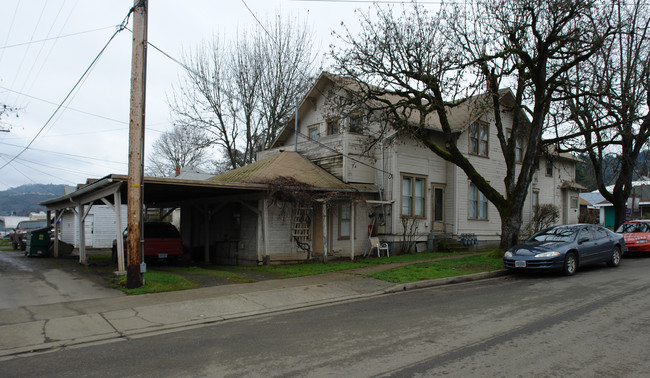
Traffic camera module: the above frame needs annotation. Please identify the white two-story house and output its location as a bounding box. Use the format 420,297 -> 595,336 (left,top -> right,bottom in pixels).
252,72 -> 582,257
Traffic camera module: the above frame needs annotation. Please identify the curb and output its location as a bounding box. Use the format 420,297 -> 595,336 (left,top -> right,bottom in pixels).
0,270 -> 511,359
383,270 -> 510,294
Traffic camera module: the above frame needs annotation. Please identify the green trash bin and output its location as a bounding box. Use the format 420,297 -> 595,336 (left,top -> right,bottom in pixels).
25,227 -> 51,257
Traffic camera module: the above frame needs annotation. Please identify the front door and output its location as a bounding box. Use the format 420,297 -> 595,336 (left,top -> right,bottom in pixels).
312,203 -> 323,253
431,184 -> 445,233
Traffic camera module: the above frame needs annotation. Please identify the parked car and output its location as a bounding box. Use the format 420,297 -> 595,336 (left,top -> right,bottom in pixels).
9,220 -> 48,250
112,222 -> 183,263
503,224 -> 626,276
616,220 -> 650,253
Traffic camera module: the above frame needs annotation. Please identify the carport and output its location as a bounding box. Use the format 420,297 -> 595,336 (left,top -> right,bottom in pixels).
41,174 -> 269,274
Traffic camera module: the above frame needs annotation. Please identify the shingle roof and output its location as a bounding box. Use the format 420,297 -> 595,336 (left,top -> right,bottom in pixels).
209,151 -> 351,190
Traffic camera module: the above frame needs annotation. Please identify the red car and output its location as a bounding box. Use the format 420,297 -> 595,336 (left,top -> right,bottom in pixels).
112,222 -> 184,263
616,220 -> 650,253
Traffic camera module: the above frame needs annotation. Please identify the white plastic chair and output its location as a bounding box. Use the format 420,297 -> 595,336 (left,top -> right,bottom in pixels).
369,237 -> 390,257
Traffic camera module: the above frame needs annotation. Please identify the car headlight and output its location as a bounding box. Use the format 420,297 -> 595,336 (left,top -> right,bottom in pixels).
635,239 -> 647,244
535,251 -> 561,258
504,251 -> 513,258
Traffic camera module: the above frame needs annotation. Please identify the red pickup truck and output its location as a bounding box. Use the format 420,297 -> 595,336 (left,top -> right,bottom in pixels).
10,220 -> 48,250
112,222 -> 183,263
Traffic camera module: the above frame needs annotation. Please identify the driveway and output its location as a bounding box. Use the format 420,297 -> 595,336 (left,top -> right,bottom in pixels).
0,248 -> 122,310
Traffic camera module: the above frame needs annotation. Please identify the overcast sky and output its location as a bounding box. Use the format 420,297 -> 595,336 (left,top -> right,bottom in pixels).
0,0 -> 391,191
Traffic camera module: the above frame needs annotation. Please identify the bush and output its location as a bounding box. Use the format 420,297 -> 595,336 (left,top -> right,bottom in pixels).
526,204 -> 560,235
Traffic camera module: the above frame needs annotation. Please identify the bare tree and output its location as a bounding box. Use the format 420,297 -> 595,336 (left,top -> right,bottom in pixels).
0,104 -> 20,132
169,15 -> 319,171
331,0 -> 611,251
554,0 -> 650,230
147,124 -> 212,177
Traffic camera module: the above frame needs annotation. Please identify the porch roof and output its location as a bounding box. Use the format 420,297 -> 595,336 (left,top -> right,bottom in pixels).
40,174 -> 270,210
209,151 -> 376,192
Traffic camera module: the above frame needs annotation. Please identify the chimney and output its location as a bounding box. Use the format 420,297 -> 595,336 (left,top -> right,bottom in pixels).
175,165 -> 181,177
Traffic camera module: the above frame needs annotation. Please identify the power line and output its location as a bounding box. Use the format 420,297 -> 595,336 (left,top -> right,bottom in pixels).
0,6 -> 135,172
0,141 -> 128,166
0,26 -> 116,50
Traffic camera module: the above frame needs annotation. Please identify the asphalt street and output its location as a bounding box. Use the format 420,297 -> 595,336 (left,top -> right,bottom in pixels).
1,254 -> 649,377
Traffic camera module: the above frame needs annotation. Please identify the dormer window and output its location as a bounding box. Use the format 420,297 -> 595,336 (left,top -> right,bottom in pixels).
327,119 -> 339,135
308,125 -> 319,140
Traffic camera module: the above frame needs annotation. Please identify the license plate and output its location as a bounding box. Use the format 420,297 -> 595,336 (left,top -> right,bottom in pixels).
158,253 -> 168,258
515,260 -> 526,268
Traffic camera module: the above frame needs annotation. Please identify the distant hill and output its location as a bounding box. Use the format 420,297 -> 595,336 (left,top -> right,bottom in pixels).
0,184 -> 65,216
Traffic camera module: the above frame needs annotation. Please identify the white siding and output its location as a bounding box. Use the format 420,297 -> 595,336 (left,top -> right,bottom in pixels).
59,205 -> 127,248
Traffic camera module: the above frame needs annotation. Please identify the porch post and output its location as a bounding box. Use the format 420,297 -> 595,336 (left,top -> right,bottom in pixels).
350,201 -> 355,261
322,202 -> 328,264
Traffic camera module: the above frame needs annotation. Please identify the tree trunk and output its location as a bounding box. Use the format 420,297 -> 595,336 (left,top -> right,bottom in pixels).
499,208 -> 522,252
612,196 -> 628,231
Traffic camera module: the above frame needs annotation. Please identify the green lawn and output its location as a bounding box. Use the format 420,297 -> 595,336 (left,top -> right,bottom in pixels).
367,254 -> 504,283
98,250 -> 504,295
229,251 -> 481,278
112,270 -> 198,295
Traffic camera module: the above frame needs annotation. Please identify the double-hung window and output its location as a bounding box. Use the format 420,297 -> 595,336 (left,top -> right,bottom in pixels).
469,183 -> 488,220
402,175 -> 426,217
507,129 -> 524,163
339,203 -> 351,240
469,122 -> 489,156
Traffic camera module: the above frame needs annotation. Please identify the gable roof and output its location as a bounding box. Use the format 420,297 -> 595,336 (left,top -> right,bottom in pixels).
270,71 -> 525,148
209,151 -> 351,190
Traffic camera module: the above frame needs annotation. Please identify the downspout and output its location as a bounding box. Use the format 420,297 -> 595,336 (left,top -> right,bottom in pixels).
294,100 -> 299,152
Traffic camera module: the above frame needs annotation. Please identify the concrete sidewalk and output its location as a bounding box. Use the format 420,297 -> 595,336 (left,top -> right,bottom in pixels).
0,263 -> 507,359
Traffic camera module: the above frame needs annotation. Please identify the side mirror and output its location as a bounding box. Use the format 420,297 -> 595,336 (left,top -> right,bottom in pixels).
579,237 -> 589,244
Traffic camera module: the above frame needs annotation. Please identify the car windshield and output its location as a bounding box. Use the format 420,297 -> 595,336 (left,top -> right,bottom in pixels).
18,220 -> 47,229
144,223 -> 180,238
528,227 -> 578,243
616,222 -> 650,233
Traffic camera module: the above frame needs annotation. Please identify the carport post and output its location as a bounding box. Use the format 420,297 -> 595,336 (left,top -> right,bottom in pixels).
114,190 -> 125,274
53,209 -> 62,258
204,211 -> 210,263
77,203 -> 86,265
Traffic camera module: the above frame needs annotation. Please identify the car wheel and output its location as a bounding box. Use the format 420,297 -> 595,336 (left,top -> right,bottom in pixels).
562,252 -> 577,276
111,246 -> 117,264
607,246 -> 621,267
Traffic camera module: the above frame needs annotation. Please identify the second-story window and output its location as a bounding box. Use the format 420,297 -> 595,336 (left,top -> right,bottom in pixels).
349,115 -> 362,134
327,119 -> 339,135
546,159 -> 553,177
308,125 -> 318,140
507,129 -> 524,163
469,122 -> 489,156
401,174 -> 426,217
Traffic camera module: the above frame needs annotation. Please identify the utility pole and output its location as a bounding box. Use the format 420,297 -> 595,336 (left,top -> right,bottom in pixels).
126,0 -> 147,288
